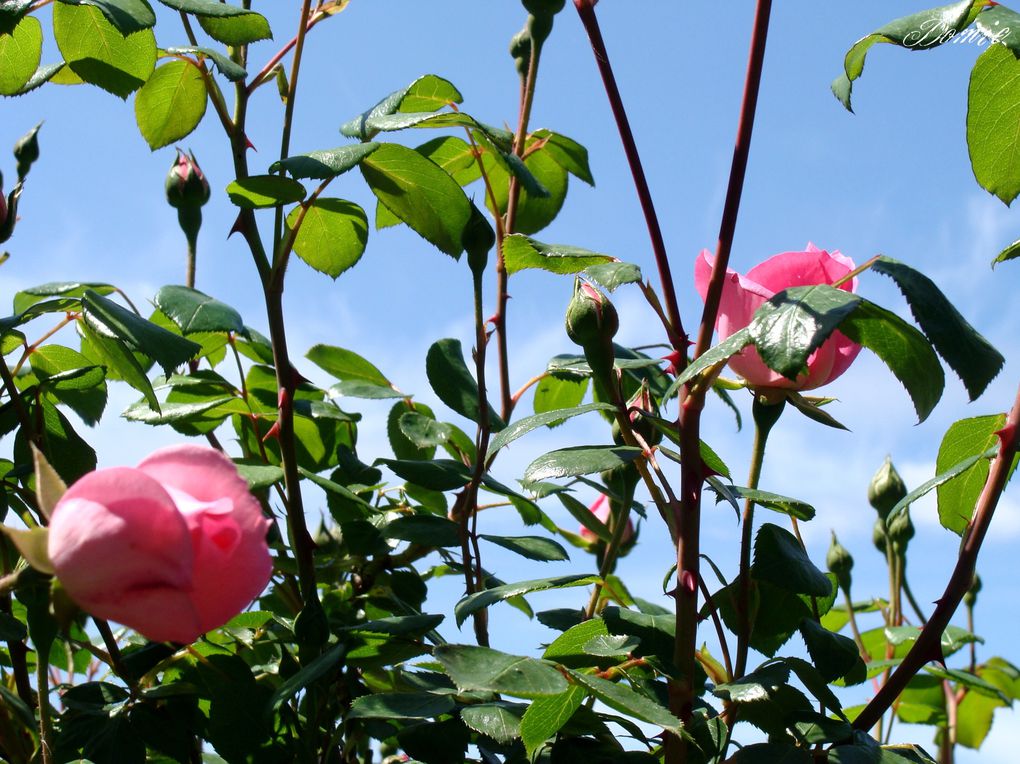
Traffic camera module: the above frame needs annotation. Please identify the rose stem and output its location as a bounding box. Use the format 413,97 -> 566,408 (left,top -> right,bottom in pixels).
852,382 -> 1020,733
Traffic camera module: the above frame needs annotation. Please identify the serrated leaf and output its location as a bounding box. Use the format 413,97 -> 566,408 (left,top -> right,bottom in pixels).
52,3 -> 156,98
425,338 -> 504,430
663,329 -> 752,399
375,457 -> 471,492
533,373 -> 588,416
460,702 -> 525,745
454,575 -> 599,626
434,645 -> 567,698
799,619 -> 864,683
153,285 -> 244,334
523,445 -> 642,484
286,198 -> 368,278
164,45 -> 245,80
196,10 -> 270,46
0,14 -> 41,95
752,523 -> 833,597
584,262 -> 642,292
272,142 -> 379,180
519,686 -> 585,756
503,234 -> 614,276
226,175 -> 306,209
59,0 -> 156,34
360,143 -> 471,257
873,256 -> 1002,399
348,692 -> 454,720
840,298 -> 944,422
531,129 -> 594,185
724,487 -> 815,521
992,236 -> 1020,266
567,669 -> 683,733
383,514 -> 460,547
935,414 -> 1017,534
486,402 -> 614,460
480,534 -> 568,562
968,41 -> 1020,204
156,0 -> 254,16
134,59 -> 207,149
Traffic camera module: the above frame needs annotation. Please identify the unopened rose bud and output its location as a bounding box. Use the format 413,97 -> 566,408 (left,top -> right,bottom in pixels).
523,0 -> 566,14
13,123 -> 40,182
165,149 -> 210,210
579,494 -> 635,551
887,507 -> 914,555
566,278 -> 618,347
873,517 -> 887,555
868,456 -> 907,521
0,170 -> 14,245
963,573 -> 981,608
826,531 -> 853,594
509,28 -> 532,78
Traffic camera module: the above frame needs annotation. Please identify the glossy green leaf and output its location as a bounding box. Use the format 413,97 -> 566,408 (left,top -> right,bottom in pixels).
360,143 -> 472,257
840,298 -> 944,422
81,290 -> 200,373
832,0 -> 988,111
542,619 -> 610,667
383,514 -> 460,547
454,574 -> 599,626
584,262 -> 643,292
226,175 -> 306,209
306,343 -> 391,389
887,447 -> 998,526
58,0 -> 156,34
425,338 -> 504,430
556,492 -> 612,543
968,41 -> 1020,204
52,2 -> 156,98
533,373 -> 588,416
398,411 -> 451,449
799,619 -> 864,683
935,414 -> 1017,534
956,685 -> 1003,749
385,400 -> 436,460
196,10 -> 270,45
272,142 -> 379,180
0,1 -> 31,35
519,686 -> 585,756
287,198 -> 368,279
567,669 -> 682,733
503,234 -> 615,276
134,59 -> 206,149
30,344 -> 107,425
153,285 -> 244,334
156,0 -> 255,16
487,402 -> 614,459
664,329 -> 752,398
266,643 -> 344,715
873,256 -> 1002,399
375,457 -> 471,492
731,744 -> 811,763
748,284 -> 860,381
434,644 -> 567,698
725,487 -> 815,521
460,702 -> 526,745
164,45 -> 245,80
480,534 -> 569,562
531,129 -> 594,185
752,523 -> 833,597
79,322 -> 158,409
992,236 -> 1020,266
11,281 -> 114,314
0,14 -> 41,95
417,135 -> 480,184
123,395 -> 234,425
340,75 -> 463,139
523,445 -> 642,484
483,143 -> 563,233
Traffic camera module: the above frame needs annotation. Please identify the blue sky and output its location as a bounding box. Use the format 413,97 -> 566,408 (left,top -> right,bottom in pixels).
2,2 -> 1019,758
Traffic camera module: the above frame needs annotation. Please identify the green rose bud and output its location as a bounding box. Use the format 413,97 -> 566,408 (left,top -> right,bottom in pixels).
165,149 -> 210,210
873,517 -> 888,555
565,278 -> 618,348
522,0 -> 566,15
13,123 -> 41,182
868,456 -> 907,521
509,27 -> 532,78
526,12 -> 554,46
826,531 -> 854,594
963,573 -> 981,608
887,507 -> 914,555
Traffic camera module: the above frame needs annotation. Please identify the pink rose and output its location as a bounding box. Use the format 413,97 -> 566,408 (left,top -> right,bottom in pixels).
695,243 -> 862,390
48,444 -> 272,644
579,494 -> 634,546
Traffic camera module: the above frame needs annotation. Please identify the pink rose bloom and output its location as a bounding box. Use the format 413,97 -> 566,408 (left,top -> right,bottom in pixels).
579,494 -> 634,546
695,243 -> 862,390
48,444 -> 272,644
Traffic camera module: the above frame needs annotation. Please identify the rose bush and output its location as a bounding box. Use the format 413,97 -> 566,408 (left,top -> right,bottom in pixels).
695,243 -> 862,390
47,444 -> 272,644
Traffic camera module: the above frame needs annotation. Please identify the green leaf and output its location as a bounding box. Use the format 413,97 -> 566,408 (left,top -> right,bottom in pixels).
123,395 -> 234,424
956,684 -> 1003,748
799,619 -> 865,683
748,284 -> 861,381
360,143 -> 472,258
887,447 -> 998,527
567,669 -> 683,733
133,59 -> 207,149
752,523 -> 833,597
542,619 -> 610,667
935,414 -> 1017,534
724,487 -> 815,521
531,129 -> 594,186
385,400 -> 436,461
873,256 -> 1003,399
1,525 -> 53,573
992,236 -> 1020,266
306,343 -> 392,388
196,10 -> 271,46
968,41 -> 1020,204
58,0 -> 156,34
156,0 -> 257,16
80,322 -> 159,409
519,686 -> 585,756
30,344 -> 108,425
483,143 -> 564,234
375,457 -> 471,492
503,234 -> 615,276
81,290 -> 200,373
417,135 -> 480,184
286,199 -> 368,278
832,0 -> 989,111
233,461 -> 284,491
584,262 -> 642,292
460,702 -> 526,745
486,402 -> 614,460
454,574 -> 599,626
226,175 -> 306,209
434,645 -> 567,699
523,445 -> 642,484
480,534 -> 569,562
11,61 -> 63,94
0,14 -> 41,95
266,643 -> 344,716
0,1 -> 31,36
383,514 -> 460,547
534,373 -> 588,416
153,285 -> 244,334
840,298 -> 944,422
272,142 -> 379,180
340,75 -> 463,139
52,2 -> 156,98
11,281 -> 115,314
731,743 -> 811,763
425,338 -> 504,430
348,692 -> 454,720
164,45 -> 245,81
398,411 -> 451,449
663,329 -> 752,399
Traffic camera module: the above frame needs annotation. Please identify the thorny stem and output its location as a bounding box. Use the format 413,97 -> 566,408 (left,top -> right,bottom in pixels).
853,382 -> 1020,733
574,2 -> 686,353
